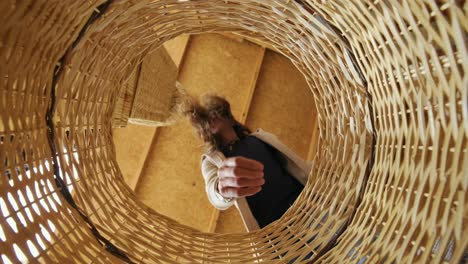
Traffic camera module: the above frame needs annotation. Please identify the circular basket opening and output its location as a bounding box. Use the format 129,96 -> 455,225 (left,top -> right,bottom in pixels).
112,32 -> 320,234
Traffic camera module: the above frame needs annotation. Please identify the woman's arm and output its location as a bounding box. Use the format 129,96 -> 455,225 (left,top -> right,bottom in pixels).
201,156 -> 236,210
201,155 -> 264,210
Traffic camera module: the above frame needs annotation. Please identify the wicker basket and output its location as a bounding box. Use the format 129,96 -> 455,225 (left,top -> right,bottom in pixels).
112,46 -> 179,128
0,0 -> 466,263
112,66 -> 139,128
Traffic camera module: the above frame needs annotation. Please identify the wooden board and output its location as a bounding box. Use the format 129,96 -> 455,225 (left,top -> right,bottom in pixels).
113,124 -> 157,190
245,49 -> 317,160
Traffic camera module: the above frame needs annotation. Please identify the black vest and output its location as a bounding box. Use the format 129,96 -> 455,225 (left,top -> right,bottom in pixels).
221,135 -> 304,228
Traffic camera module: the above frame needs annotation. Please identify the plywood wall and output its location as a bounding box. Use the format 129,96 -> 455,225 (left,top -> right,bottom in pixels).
113,124 -> 157,190
245,49 -> 317,160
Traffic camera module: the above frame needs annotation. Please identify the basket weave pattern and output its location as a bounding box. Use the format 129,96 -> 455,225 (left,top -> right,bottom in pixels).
0,0 -> 466,263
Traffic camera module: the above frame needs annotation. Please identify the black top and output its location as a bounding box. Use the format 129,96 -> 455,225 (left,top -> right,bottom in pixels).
220,134 -> 304,228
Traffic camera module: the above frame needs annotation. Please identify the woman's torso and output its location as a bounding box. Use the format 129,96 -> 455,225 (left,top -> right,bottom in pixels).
220,134 -> 304,228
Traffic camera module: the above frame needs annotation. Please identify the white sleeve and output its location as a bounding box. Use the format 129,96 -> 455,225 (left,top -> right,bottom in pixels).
201,156 -> 235,210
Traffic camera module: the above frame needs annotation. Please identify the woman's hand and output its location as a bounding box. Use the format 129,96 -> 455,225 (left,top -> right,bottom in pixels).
217,156 -> 265,198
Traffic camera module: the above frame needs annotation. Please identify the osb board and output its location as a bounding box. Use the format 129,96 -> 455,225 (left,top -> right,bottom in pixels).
134,33 -> 264,232
130,46 -> 178,125
113,124 -> 157,190
177,33 -> 264,119
112,67 -> 139,127
163,34 -> 190,68
245,49 -> 317,160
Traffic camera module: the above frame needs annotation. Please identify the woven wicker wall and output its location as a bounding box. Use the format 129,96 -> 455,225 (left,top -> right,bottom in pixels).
112,68 -> 139,128
112,46 -> 179,128
129,46 -> 179,127
0,0 -> 466,263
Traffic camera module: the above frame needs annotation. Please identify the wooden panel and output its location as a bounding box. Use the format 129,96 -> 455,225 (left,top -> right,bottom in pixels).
163,34 -> 190,68
245,49 -> 317,160
134,33 -> 264,232
113,124 -> 157,190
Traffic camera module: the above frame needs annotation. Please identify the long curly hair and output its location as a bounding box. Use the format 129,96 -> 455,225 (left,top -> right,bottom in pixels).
179,91 -> 252,154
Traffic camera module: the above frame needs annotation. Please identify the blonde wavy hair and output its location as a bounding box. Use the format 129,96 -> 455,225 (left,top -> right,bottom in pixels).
178,91 -> 252,154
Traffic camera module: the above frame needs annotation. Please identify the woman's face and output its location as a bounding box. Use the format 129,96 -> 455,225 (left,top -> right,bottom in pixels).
208,115 -> 229,134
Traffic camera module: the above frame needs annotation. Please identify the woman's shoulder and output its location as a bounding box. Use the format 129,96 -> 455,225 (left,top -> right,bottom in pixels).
250,128 -> 277,139
202,148 -> 222,160
203,148 -> 217,157
251,128 -> 280,141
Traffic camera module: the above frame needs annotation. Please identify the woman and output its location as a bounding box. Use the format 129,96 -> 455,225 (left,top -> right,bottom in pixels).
181,92 -> 312,231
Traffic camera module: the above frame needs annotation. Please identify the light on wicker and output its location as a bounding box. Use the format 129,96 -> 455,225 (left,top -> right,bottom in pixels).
0,0 -> 466,263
